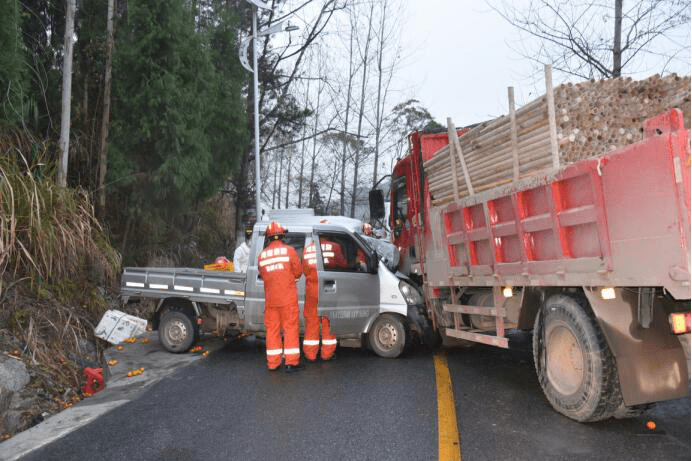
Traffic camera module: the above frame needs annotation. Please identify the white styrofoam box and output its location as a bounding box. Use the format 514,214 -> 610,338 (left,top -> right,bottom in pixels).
95,310 -> 148,344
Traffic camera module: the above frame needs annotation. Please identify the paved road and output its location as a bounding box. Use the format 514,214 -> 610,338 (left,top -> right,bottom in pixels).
2,331 -> 689,461
447,331 -> 691,461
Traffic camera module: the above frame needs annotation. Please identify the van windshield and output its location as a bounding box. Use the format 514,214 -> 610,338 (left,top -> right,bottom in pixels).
356,233 -> 399,272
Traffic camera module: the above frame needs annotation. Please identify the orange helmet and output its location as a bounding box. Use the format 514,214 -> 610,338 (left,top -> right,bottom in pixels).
265,221 -> 286,238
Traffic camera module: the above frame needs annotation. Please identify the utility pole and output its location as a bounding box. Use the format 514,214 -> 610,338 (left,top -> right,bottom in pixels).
613,0 -> 623,77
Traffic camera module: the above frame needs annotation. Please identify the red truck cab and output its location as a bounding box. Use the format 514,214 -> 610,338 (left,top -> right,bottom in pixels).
391,129 -> 468,277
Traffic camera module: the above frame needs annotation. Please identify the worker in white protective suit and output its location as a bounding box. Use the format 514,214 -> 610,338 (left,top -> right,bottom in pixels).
233,225 -> 254,272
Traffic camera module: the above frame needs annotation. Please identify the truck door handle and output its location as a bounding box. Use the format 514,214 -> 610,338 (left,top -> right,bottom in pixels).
323,280 -> 337,293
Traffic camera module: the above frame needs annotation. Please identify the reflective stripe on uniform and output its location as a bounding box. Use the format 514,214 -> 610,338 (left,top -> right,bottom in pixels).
283,348 -> 300,355
264,247 -> 288,257
266,348 -> 283,356
259,256 -> 290,267
303,339 -> 320,346
322,339 -> 337,345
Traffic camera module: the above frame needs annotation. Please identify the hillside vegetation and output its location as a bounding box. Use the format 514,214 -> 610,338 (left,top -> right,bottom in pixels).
0,127 -> 121,436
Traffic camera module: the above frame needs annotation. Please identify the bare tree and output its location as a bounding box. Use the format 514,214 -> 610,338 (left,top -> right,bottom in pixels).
58,0 -> 77,187
349,0 -> 375,218
284,145 -> 294,208
97,0 -> 115,215
297,86 -> 309,208
370,0 -> 402,188
490,0 -> 691,79
336,6 -> 358,216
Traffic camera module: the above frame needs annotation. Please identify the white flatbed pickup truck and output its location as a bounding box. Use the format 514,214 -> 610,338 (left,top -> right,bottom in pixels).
120,217 -> 436,357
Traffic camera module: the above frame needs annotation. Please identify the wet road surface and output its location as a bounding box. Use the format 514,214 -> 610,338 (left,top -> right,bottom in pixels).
3,330 -> 689,461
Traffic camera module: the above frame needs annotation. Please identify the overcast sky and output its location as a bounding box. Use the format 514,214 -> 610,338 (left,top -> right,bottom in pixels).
395,0 -> 691,128
396,1 -> 537,127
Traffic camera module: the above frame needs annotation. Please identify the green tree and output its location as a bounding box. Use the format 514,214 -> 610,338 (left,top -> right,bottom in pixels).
388,99 -> 443,160
0,0 -> 30,125
19,0 -> 64,135
109,0 -> 248,262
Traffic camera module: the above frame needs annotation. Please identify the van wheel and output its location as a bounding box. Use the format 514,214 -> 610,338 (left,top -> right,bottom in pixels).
533,294 -> 621,422
160,310 -> 196,353
369,314 -> 406,358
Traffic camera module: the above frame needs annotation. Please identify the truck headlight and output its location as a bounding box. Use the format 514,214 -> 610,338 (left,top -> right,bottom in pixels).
399,280 -> 423,305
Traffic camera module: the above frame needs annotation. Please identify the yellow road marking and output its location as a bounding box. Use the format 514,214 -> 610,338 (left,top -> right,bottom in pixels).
434,350 -> 461,461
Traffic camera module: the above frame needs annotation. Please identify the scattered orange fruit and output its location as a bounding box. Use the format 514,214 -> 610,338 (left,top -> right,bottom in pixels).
142,338 -> 150,344
108,359 -> 119,366
202,351 -> 209,357
646,420 -> 656,430
116,345 -> 124,351
83,392 -> 92,398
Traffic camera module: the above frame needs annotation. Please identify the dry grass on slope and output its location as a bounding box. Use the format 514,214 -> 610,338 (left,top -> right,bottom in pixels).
0,126 -> 121,437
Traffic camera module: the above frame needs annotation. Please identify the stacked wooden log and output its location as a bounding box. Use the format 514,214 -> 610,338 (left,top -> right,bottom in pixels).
426,73 -> 690,205
556,74 -> 690,163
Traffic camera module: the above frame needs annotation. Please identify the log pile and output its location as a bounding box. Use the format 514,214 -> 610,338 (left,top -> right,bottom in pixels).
426,73 -> 690,205
556,74 -> 690,163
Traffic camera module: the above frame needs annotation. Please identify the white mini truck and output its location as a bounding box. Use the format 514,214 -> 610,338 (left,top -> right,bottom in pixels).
120,217 -> 436,357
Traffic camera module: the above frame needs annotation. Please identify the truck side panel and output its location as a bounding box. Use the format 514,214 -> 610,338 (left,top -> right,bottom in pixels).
426,113 -> 690,299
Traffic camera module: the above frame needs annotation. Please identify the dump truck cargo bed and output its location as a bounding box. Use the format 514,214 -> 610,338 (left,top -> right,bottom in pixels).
424,109 -> 690,300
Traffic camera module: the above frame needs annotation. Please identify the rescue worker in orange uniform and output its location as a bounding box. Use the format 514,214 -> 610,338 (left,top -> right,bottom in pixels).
257,221 -> 304,372
301,235 -> 348,361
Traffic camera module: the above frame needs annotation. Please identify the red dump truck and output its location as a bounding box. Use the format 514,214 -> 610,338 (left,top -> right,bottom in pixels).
370,108 -> 690,422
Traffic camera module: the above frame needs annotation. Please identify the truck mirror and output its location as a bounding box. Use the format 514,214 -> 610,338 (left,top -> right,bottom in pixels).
369,189 -> 385,220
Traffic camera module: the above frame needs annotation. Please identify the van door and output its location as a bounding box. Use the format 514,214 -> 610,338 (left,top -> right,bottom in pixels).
315,231 -> 380,335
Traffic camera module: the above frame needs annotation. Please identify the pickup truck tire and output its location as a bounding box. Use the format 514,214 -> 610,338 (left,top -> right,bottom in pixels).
369,314 -> 406,358
159,310 -> 196,353
533,294 -> 620,422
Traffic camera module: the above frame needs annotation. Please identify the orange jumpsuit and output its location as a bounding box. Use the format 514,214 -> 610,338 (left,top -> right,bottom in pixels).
258,240 -> 303,370
303,237 -> 346,360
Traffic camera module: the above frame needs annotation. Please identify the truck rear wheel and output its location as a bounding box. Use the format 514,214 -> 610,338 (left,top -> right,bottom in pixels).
160,310 -> 196,353
369,314 -> 406,358
533,294 -> 621,422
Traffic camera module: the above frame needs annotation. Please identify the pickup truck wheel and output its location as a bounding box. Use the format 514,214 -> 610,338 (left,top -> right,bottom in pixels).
533,294 -> 621,422
159,310 -> 196,353
369,314 -> 406,358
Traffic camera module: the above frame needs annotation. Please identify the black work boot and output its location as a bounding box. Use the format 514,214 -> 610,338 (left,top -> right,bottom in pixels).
284,363 -> 304,373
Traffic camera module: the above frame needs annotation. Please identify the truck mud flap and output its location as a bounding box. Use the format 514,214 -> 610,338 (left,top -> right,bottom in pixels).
583,287 -> 690,406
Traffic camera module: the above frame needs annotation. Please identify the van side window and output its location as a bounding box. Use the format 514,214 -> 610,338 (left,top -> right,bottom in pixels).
318,233 -> 368,273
